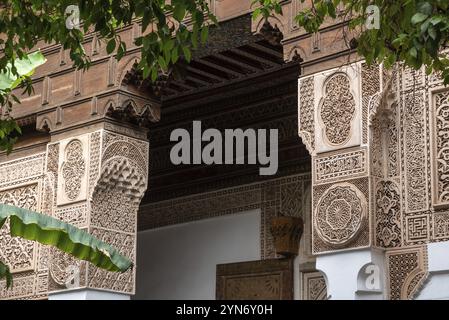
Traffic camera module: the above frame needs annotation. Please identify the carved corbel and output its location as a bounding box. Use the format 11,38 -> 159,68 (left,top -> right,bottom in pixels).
369,66 -> 398,127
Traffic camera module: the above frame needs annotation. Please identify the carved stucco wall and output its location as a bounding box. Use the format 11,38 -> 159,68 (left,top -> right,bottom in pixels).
0,154 -> 47,299
299,59 -> 449,299
48,128 -> 148,295
0,126 -> 149,299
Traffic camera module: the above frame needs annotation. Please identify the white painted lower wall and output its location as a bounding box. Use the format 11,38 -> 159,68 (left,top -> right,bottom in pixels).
417,241 -> 449,300
133,209 -> 261,300
316,248 -> 386,300
49,289 -> 130,300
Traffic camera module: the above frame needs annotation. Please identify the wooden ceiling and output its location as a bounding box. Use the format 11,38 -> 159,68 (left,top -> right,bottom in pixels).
161,39 -> 285,101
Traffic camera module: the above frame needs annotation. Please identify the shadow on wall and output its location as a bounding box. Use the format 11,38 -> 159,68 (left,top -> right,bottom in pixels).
133,210 -> 261,300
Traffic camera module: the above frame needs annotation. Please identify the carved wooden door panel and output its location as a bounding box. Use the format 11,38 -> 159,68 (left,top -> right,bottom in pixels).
216,259 -> 293,300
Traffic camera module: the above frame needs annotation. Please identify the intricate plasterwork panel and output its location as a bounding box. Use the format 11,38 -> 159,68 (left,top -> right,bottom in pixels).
314,65 -> 362,154
55,203 -> 88,228
369,70 -> 400,180
362,63 -> 381,144
386,247 -> 428,300
102,132 -> 148,176
403,91 -> 428,212
40,174 -> 55,216
314,182 -> 367,246
298,76 -> 315,154
91,158 -> 144,232
375,180 -> 402,248
45,144 -> 59,215
280,181 -> 303,217
0,153 -> 49,300
312,178 -> 370,254
430,89 -> 449,208
370,116 -> 384,178
319,73 -> 356,146
387,109 -> 400,178
433,211 -> 449,240
313,148 -> 367,185
301,271 -> 327,300
88,131 -> 102,195
0,184 -> 39,273
87,228 -> 135,294
61,140 -> 86,201
405,213 -> 431,245
0,154 -> 45,189
57,136 -> 89,205
402,67 -> 425,93
0,273 -> 36,299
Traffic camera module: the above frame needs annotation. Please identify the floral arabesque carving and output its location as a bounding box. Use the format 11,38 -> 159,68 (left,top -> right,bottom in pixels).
61,140 -> 86,201
433,90 -> 449,206
375,180 -> 402,248
0,184 -> 38,272
319,73 -> 356,146
299,76 -> 315,154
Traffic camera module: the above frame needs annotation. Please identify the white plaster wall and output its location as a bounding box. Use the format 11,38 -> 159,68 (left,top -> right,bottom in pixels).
416,274 -> 449,300
316,248 -> 386,300
416,241 -> 449,300
133,209 -> 261,300
49,289 -> 130,300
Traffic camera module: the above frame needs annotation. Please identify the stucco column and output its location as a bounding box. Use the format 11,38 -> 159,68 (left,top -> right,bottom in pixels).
43,123 -> 149,299
298,62 -> 393,299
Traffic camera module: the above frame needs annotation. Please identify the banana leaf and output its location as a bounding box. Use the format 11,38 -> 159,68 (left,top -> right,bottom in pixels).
0,204 -> 133,274
0,51 -> 47,91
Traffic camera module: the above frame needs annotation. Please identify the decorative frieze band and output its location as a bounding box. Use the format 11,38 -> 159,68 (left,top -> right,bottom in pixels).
313,148 -> 367,185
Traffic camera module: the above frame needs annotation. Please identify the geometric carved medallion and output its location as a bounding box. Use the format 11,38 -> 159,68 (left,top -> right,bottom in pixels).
315,182 -> 367,246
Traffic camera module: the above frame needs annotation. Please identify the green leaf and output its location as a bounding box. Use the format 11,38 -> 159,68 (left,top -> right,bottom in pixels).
0,204 -> 133,278
158,55 -> 168,71
182,46 -> 192,62
429,16 -> 443,25
411,13 -> 429,25
409,47 -> 418,59
417,2 -> 433,15
428,27 -> 437,40
201,27 -> 209,45
171,47 -> 179,64
0,51 -> 46,91
106,38 -> 116,54
173,5 -> 186,22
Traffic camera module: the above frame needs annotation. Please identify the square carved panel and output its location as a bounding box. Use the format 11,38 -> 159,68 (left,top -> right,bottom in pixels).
216,259 -> 293,300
